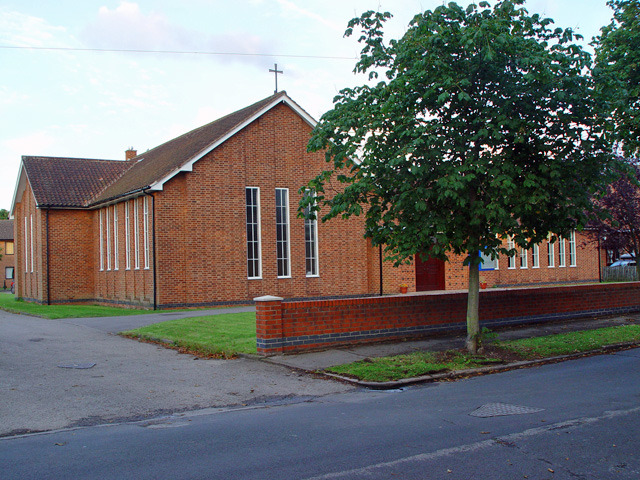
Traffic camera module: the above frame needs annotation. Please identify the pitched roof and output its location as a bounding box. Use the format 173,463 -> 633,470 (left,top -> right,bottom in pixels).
22,156 -> 129,208
0,219 -> 13,240
93,91 -> 298,204
15,91 -> 315,210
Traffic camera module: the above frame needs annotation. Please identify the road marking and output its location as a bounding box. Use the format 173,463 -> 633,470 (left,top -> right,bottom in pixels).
301,406 -> 640,479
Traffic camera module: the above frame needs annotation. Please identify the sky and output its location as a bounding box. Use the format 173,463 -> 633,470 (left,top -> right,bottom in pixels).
0,0 -> 616,213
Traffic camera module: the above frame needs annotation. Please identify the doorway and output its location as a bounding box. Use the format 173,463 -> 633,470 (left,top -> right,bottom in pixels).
415,254 -> 445,291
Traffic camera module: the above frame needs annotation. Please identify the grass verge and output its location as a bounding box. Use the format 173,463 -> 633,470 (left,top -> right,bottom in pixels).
0,293 -> 161,319
120,312 -> 257,358
326,324 -> 640,382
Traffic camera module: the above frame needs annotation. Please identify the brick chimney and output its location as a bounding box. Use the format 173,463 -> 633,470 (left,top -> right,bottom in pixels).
125,148 -> 137,161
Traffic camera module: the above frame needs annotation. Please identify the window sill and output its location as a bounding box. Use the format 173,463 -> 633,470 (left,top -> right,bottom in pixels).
248,277 -> 263,280
277,276 -> 292,279
306,274 -> 320,278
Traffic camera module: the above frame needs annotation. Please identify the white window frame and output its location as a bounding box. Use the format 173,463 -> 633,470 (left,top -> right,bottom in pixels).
304,190 -> 319,277
24,217 -> 28,272
106,208 -> 111,271
532,243 -> 540,268
134,198 -> 140,270
143,196 -> 150,270
558,237 -> 566,267
569,230 -> 577,267
125,202 -> 131,270
99,209 -> 104,271
275,188 -> 291,278
5,266 -> 14,280
30,215 -> 34,273
507,237 -> 516,269
245,187 -> 262,279
520,248 -> 528,269
113,205 -> 119,271
548,236 -> 555,268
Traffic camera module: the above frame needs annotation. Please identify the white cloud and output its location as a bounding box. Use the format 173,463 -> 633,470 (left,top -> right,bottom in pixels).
0,7 -> 68,48
276,0 -> 344,33
80,2 -> 277,65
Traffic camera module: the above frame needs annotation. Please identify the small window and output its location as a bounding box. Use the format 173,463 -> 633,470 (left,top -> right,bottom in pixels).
547,236 -> 555,268
5,266 -> 14,279
532,244 -> 540,268
246,187 -> 262,279
275,188 -> 291,278
507,237 -> 516,269
113,205 -> 119,271
143,197 -> 150,270
479,250 -> 497,270
304,190 -> 319,277
569,230 -> 577,267
5,241 -> 14,255
520,248 -> 528,269
558,237 -> 566,267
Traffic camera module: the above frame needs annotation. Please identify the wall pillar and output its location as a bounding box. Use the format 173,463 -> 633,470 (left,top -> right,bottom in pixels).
255,295 -> 284,356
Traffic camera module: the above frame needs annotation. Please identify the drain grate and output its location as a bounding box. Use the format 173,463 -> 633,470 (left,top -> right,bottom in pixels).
57,362 -> 96,369
469,402 -> 544,418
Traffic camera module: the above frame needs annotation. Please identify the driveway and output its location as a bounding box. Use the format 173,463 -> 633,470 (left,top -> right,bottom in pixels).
0,309 -> 353,437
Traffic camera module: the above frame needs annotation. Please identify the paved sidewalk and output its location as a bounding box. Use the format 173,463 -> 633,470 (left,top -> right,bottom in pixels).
263,312 -> 640,372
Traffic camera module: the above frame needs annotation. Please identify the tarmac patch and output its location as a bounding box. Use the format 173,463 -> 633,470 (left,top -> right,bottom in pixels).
470,402 -> 544,418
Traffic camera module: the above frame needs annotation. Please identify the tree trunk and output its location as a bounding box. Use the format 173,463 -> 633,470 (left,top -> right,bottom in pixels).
465,263 -> 480,354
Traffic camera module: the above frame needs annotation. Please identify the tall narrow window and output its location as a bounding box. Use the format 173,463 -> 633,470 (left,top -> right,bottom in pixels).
143,196 -> 150,269
30,215 -> 33,273
507,237 -> 516,269
24,217 -> 28,272
304,190 -> 319,277
99,209 -> 104,271
106,208 -> 111,270
520,248 -> 528,269
245,187 -> 262,279
134,198 -> 140,270
113,205 -> 119,270
275,188 -> 291,277
548,236 -> 555,267
558,237 -> 566,267
125,202 -> 131,270
569,230 -> 577,267
6,241 -> 13,255
532,244 -> 540,268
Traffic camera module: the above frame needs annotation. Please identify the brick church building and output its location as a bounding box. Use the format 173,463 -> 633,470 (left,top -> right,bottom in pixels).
10,92 -> 601,308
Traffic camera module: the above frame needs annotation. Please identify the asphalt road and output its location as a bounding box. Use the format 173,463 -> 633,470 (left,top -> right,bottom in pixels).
0,309 -> 351,436
2,347 -> 639,479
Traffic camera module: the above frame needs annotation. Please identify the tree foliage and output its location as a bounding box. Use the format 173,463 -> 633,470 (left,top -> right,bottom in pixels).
589,158 -> 640,278
0,209 -> 8,220
302,0 -> 618,352
593,0 -> 640,157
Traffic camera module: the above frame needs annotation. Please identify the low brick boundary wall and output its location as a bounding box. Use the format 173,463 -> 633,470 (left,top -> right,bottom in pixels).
255,283 -> 640,355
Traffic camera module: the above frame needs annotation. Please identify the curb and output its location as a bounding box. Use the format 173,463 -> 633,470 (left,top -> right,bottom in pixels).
321,342 -> 640,389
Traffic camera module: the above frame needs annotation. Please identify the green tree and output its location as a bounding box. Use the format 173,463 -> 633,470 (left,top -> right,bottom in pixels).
303,0 -> 618,353
0,209 -> 8,220
593,0 -> 640,157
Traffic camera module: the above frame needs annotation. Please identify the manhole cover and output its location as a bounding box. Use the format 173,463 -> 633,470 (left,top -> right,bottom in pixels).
57,362 -> 96,369
469,402 -> 544,418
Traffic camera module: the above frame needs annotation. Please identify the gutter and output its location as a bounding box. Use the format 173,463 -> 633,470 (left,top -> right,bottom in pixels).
143,189 -> 157,310
45,209 -> 50,305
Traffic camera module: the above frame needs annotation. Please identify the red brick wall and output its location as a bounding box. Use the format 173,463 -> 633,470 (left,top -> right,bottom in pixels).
255,282 -> 640,354
14,182 -> 44,301
48,210 -> 95,302
153,103 -> 372,307
445,232 -> 599,290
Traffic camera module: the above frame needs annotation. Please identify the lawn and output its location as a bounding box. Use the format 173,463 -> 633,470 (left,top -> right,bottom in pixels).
0,293 -> 162,319
327,324 -> 640,382
120,312 -> 257,358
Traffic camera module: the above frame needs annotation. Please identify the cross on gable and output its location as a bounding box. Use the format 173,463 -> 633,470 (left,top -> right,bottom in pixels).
269,63 -> 283,94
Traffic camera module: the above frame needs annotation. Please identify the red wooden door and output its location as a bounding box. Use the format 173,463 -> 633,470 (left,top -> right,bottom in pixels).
415,255 -> 445,291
